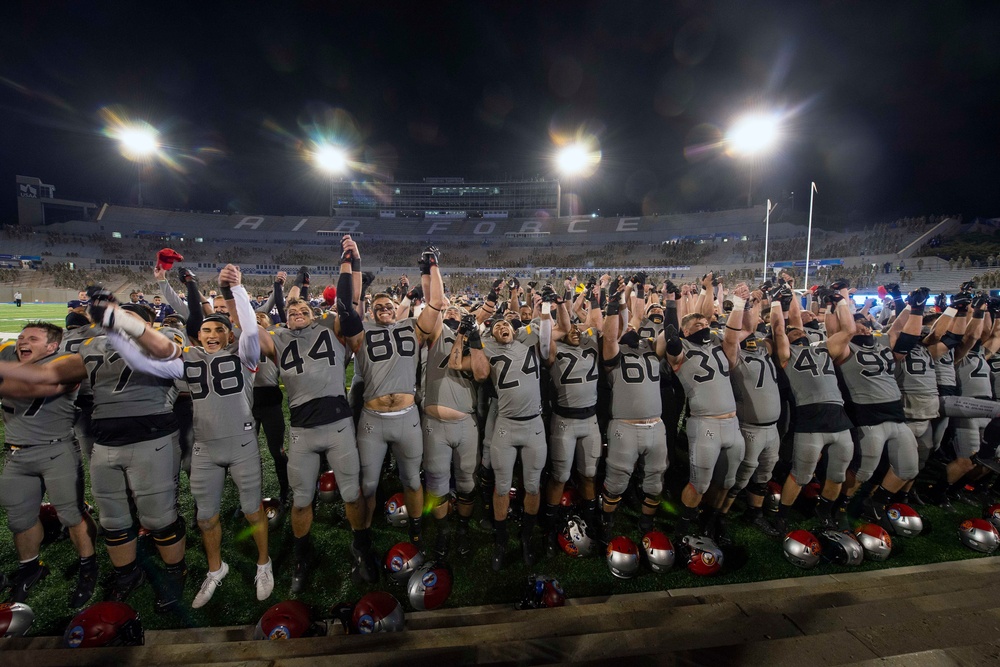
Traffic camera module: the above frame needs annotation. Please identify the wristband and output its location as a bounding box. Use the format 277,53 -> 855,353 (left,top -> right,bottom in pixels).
974,310 -> 985,319
943,307 -> 957,318
731,295 -> 746,311
351,257 -> 361,272
220,285 -> 234,300
541,302 -> 551,315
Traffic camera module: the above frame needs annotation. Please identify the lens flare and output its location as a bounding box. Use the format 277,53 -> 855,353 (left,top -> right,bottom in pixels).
726,113 -> 781,156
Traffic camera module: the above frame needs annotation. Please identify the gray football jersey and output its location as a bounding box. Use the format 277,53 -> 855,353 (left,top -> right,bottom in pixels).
80,336 -> 177,419
60,324 -> 104,399
804,325 -> 827,344
987,353 -> 1000,401
422,328 -> 476,414
484,335 -> 542,419
957,344 -> 993,399
1,353 -> 78,445
839,340 -> 901,405
636,317 -> 663,341
0,339 -> 18,361
268,317 -> 346,408
550,331 -> 600,409
182,344 -> 256,443
731,347 -> 781,424
360,318 -> 419,402
608,338 -> 662,420
935,348 -> 956,387
675,337 -> 736,417
785,343 -> 842,406
894,344 -> 937,397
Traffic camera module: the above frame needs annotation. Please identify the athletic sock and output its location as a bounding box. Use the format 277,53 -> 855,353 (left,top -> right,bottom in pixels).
352,528 -> 372,553
494,518 -> 508,545
294,534 -> 311,562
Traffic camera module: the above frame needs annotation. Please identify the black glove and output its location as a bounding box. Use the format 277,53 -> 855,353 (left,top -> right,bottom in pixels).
177,267 -> 196,284
883,282 -> 901,299
423,246 -> 440,268
815,288 -> 835,306
457,314 -> 476,336
465,326 -> 483,350
961,280 -> 977,293
988,297 -> 1000,318
294,266 -> 310,288
586,276 -> 597,290
507,277 -> 520,291
906,288 -> 929,313
664,324 -> 682,356
829,278 -> 850,291
952,294 -> 972,314
972,294 -> 990,310
606,277 -> 624,316
540,286 -> 558,304
527,281 -> 538,290
406,285 -> 424,301
488,278 -> 504,303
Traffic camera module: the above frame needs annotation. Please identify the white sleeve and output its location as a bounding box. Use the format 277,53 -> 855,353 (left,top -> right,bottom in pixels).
538,315 -> 552,357
105,331 -> 184,380
232,285 -> 260,372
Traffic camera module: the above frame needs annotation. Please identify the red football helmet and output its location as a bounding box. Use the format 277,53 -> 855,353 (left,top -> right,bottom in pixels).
155,248 -> 184,270
262,497 -> 284,529
353,592 -> 405,634
254,600 -> 325,640
559,488 -> 580,509
39,502 -> 67,545
0,602 -> 34,638
385,493 -> 409,528
682,536 -> 724,576
384,541 -> 425,584
515,574 -> 566,610
63,602 -> 143,648
557,515 -> 594,558
802,480 -> 821,501
763,480 -> 783,514
641,531 -> 675,573
886,503 -> 923,538
322,285 -> 338,307
983,503 -> 1000,533
959,518 -> 1000,554
606,536 -> 640,579
407,563 -> 453,611
855,523 -> 893,561
317,471 -> 339,503
783,529 -> 822,569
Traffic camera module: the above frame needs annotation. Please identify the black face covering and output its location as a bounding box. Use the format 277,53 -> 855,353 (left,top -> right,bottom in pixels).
443,318 -> 460,330
789,335 -> 809,347
619,330 -> 641,348
757,322 -> 768,334
803,320 -> 820,330
649,314 -> 664,325
852,334 -> 875,347
686,328 -> 712,345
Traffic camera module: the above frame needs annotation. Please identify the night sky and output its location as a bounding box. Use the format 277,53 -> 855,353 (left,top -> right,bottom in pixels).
2,1 -> 998,225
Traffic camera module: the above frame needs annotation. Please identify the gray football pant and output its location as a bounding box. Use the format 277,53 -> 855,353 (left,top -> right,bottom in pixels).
791,430 -> 853,485
732,423 -> 781,491
358,407 -> 423,498
491,415 -> 547,496
907,420 -> 936,470
288,417 -> 360,507
90,433 -> 179,532
481,398 -> 498,469
190,434 -> 262,520
687,416 -> 744,494
604,419 -> 669,497
0,440 -> 86,533
422,413 -> 478,497
954,417 -> 991,459
856,421 -> 919,482
548,413 -> 602,483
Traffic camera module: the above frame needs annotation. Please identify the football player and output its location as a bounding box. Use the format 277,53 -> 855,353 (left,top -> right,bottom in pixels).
101,264 -> 274,608
0,322 -> 99,606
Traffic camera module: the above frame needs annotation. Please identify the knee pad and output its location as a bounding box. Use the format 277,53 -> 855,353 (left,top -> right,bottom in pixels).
642,493 -> 660,513
104,524 -> 138,547
601,487 -> 622,508
150,517 -> 186,547
747,481 -> 768,498
456,492 -> 475,509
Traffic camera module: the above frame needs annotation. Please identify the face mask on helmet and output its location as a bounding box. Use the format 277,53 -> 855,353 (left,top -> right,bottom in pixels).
685,328 -> 712,345
817,530 -> 864,566
619,330 -> 641,348
515,574 -> 566,610
558,515 -> 594,558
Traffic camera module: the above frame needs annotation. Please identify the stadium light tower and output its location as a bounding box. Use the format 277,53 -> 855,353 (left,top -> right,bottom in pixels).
727,113 -> 780,208
554,142 -> 600,217
114,124 -> 160,207
314,144 -> 348,217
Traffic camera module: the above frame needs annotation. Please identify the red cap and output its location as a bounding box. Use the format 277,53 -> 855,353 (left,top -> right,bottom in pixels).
156,248 -> 184,270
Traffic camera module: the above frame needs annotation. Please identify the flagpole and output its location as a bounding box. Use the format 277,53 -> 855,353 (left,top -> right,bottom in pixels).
763,199 -> 772,281
804,182 -> 817,293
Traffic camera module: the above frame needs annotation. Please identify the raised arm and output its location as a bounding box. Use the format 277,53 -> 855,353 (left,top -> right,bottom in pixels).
0,354 -> 87,386
723,283 -> 750,367
827,288 -> 857,363
956,296 -> 989,362
416,247 -> 446,345
105,331 -> 184,380
771,298 -> 790,367
601,276 -> 625,363
220,265 -> 260,371
155,265 -> 190,319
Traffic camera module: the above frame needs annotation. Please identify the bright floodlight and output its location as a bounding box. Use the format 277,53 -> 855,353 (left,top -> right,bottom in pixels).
314,144 -> 348,174
727,114 -> 780,156
117,125 -> 159,160
556,143 -> 591,176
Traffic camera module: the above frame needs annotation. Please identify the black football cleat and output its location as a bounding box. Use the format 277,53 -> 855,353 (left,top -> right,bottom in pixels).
7,562 -> 49,603
455,525 -> 472,557
291,557 -> 311,594
349,545 -> 379,585
491,542 -> 505,573
107,566 -> 146,604
713,516 -> 734,548
746,511 -> 781,537
521,537 -> 536,567
154,566 -> 187,614
69,562 -> 99,608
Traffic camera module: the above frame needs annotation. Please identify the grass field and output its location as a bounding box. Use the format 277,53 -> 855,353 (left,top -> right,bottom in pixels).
0,308 -> 994,637
0,303 -> 67,337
